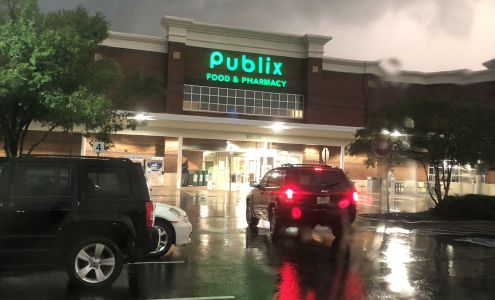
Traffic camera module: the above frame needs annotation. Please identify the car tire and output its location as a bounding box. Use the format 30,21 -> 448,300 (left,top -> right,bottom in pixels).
66,236 -> 123,288
331,225 -> 343,239
246,199 -> 259,229
148,218 -> 175,258
269,206 -> 282,240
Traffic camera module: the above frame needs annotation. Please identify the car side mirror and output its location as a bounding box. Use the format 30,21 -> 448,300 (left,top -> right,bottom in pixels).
249,181 -> 259,188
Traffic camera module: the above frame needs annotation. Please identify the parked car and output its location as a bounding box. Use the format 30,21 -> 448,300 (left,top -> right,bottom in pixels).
148,203 -> 192,257
246,164 -> 358,239
0,156 -> 159,288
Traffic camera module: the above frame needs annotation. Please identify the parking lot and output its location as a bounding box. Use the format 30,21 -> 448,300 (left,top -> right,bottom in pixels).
1,188 -> 495,300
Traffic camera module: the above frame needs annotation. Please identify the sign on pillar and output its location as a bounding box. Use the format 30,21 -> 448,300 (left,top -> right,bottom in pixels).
92,141 -> 105,156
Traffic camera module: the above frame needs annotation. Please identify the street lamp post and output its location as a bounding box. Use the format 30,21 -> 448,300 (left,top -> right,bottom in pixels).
386,155 -> 392,213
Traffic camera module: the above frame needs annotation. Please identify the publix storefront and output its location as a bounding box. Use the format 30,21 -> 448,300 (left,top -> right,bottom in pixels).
66,15 -> 495,193
172,40 -> 340,189
92,16 -> 362,190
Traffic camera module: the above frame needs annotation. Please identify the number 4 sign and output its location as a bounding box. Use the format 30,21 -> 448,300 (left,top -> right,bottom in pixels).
92,142 -> 105,153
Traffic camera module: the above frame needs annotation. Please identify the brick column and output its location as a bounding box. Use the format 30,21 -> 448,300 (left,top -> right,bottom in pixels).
166,42 -> 186,114
163,137 -> 183,188
305,57 -> 323,123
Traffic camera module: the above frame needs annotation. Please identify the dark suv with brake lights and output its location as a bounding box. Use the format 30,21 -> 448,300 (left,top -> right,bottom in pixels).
246,164 -> 358,239
0,156 -> 159,287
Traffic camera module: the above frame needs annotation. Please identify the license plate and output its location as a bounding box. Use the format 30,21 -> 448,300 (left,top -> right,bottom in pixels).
317,196 -> 330,204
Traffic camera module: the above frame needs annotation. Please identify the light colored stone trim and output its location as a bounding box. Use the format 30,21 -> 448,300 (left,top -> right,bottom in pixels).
322,57 -> 381,74
100,31 -> 168,53
121,126 -> 353,147
161,16 -> 331,59
322,57 -> 495,85
141,111 -> 359,134
396,69 -> 495,85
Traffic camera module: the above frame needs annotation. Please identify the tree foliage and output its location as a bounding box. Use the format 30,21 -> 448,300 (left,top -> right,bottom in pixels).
347,96 -> 495,207
0,0 -> 164,156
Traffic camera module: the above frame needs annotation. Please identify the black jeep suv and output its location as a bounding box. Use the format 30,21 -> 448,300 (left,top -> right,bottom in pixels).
246,164 -> 358,239
0,156 -> 159,287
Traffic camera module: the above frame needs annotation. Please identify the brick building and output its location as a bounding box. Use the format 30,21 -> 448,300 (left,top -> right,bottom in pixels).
21,16 -> 495,193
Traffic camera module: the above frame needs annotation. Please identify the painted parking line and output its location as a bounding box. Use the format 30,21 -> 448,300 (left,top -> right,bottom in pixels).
416,228 -> 495,236
454,238 -> 495,247
358,216 -> 444,224
128,260 -> 186,265
146,297 -> 235,300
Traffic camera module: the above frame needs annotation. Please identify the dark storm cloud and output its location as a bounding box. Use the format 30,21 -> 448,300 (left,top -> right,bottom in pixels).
400,0 -> 478,36
37,0 -> 493,71
38,0 -> 478,37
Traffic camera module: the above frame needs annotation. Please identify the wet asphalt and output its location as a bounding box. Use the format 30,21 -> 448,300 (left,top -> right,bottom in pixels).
1,189 -> 495,300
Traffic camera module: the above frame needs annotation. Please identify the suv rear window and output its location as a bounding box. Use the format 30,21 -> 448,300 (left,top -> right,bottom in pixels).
86,167 -> 131,197
287,168 -> 352,190
11,165 -> 71,198
267,170 -> 285,187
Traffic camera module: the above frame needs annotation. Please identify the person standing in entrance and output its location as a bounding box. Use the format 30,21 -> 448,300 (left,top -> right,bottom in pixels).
181,160 -> 189,187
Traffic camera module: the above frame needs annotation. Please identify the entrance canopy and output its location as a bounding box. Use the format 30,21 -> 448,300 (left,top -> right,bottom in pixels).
126,112 -> 359,146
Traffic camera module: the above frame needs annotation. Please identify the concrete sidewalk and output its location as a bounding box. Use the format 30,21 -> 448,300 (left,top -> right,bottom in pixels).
358,190 -> 434,214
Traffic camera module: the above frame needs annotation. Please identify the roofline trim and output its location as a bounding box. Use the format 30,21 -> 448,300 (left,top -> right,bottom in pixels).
322,57 -> 495,85
162,15 -> 331,59
125,111 -> 360,133
100,31 -> 168,53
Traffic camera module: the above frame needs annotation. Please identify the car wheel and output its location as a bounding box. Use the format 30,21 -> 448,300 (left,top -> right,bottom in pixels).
66,237 -> 123,288
269,206 -> 282,240
246,199 -> 259,229
331,225 -> 343,239
148,218 -> 175,258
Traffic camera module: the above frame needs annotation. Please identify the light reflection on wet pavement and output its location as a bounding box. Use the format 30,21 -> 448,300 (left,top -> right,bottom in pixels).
1,188 -> 495,299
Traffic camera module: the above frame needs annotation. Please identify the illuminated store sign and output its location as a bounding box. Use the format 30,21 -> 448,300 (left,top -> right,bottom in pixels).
206,51 -> 287,88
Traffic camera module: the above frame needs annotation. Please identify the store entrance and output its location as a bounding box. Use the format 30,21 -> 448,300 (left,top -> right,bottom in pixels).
202,148 -> 301,191
183,138 -> 332,191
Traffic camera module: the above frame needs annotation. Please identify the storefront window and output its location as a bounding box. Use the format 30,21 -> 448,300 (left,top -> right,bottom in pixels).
183,84 -> 304,119
427,163 -> 477,183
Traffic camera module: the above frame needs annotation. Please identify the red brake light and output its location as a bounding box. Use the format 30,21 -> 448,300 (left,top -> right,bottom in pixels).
338,198 -> 350,209
339,192 -> 358,209
145,201 -> 155,228
291,207 -> 302,219
314,167 -> 323,171
352,191 -> 359,202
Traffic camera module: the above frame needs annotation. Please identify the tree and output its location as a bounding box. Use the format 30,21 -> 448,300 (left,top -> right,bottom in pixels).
0,0 -> 164,157
347,96 -> 495,208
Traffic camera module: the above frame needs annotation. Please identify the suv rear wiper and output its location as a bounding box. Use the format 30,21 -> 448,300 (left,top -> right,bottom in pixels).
321,182 -> 342,189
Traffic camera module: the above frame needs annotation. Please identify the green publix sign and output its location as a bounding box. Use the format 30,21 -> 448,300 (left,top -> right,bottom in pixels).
206,51 -> 287,88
